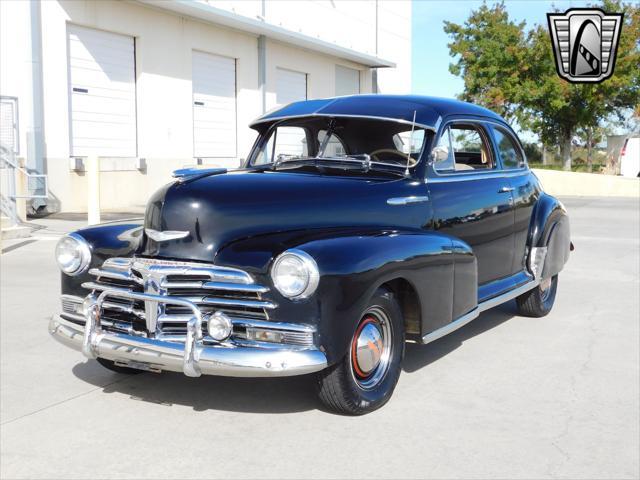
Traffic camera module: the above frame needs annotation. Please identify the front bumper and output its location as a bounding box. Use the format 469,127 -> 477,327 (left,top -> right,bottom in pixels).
49,314 -> 327,377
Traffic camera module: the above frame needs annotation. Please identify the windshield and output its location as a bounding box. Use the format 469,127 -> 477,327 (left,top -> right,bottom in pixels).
249,117 -> 428,169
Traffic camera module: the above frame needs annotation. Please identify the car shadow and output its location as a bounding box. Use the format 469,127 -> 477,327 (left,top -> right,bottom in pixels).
71,302 -> 518,414
403,301 -> 517,373
72,361 -> 320,414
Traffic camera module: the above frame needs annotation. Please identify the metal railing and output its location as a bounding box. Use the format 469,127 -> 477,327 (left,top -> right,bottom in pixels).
0,145 -> 48,227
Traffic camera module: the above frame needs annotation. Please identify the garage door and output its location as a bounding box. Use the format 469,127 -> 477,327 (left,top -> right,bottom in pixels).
276,68 -> 307,106
67,25 -> 137,157
192,51 -> 236,159
335,65 -> 360,96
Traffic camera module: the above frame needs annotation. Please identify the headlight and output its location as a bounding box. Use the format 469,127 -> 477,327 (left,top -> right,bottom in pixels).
55,233 -> 91,276
271,249 -> 319,299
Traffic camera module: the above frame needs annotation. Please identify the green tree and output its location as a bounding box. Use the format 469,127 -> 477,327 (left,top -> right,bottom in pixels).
444,2 -> 527,121
445,0 -> 640,171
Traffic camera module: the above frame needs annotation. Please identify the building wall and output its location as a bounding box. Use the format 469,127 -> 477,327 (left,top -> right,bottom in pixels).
0,0 -> 411,213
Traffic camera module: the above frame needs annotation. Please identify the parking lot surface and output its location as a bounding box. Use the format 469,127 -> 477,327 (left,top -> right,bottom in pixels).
1,197 -> 638,479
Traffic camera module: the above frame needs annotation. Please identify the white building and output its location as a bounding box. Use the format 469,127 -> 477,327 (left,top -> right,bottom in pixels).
0,0 -> 411,213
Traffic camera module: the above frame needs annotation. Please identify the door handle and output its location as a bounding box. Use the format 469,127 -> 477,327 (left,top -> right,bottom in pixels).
498,186 -> 514,193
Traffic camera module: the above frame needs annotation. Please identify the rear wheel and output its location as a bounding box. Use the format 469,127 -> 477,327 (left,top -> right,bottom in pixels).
317,287 -> 404,415
516,275 -> 558,317
96,358 -> 143,375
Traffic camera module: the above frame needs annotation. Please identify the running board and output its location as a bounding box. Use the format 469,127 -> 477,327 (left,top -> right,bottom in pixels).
421,279 -> 540,344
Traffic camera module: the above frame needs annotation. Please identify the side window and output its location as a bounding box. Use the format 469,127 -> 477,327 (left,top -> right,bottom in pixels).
434,124 -> 493,173
253,126 -> 308,165
492,127 -> 525,169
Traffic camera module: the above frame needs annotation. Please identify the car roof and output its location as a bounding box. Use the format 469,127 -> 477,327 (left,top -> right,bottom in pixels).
250,94 -> 506,131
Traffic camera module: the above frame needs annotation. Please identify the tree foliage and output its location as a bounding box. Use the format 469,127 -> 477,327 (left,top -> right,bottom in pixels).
444,0 -> 640,170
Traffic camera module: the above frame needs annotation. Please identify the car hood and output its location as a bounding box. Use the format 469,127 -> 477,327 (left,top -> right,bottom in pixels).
140,170 -> 425,262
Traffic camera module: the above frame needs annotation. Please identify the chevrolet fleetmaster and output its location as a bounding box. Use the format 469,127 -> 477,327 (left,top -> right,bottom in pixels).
50,95 -> 571,414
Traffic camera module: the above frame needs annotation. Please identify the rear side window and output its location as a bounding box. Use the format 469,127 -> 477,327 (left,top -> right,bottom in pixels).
492,127 -> 525,169
434,123 -> 494,173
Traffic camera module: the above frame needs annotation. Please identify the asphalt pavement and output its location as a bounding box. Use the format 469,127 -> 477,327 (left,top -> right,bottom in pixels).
1,197 -> 638,479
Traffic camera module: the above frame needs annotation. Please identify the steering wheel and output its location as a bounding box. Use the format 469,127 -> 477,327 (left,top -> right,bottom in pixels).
369,149 -> 410,163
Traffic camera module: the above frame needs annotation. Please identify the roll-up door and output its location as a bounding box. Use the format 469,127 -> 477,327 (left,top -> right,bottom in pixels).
335,65 -> 360,96
68,25 -> 137,157
192,51 -> 237,159
276,68 -> 307,106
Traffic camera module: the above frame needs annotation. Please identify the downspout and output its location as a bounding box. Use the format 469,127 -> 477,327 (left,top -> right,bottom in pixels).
372,0 -> 378,94
27,0 -> 46,207
258,35 -> 266,114
258,0 -> 267,113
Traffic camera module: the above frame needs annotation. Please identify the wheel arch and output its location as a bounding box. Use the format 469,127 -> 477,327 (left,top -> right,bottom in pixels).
527,193 -> 571,279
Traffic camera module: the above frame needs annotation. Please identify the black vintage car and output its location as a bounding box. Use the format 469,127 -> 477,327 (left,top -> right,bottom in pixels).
51,95 -> 571,414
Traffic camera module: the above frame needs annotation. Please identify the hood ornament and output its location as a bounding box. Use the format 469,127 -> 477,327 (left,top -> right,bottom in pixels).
145,228 -> 189,242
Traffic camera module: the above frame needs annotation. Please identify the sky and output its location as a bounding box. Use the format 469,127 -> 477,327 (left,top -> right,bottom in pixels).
411,0 -> 593,99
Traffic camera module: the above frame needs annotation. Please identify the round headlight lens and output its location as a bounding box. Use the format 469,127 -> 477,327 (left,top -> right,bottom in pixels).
271,250 -> 319,299
55,233 -> 91,276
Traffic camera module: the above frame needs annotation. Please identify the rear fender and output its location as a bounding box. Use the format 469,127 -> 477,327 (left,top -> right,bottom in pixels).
527,193 -> 571,279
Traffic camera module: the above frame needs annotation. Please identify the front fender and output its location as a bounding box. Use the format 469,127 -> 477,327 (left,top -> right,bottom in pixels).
60,222 -> 143,297
217,229 -> 477,365
300,232 -> 477,362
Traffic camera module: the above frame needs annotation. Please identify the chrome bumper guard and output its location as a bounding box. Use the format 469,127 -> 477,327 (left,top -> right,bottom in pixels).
49,289 -> 327,378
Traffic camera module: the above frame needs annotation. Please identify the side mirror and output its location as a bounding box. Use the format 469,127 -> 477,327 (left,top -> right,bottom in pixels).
431,145 -> 449,162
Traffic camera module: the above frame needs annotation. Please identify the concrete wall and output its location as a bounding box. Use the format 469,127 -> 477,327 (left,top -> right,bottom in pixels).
533,169 -> 640,198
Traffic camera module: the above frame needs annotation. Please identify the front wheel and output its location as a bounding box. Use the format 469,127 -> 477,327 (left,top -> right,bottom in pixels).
316,287 -> 405,415
516,275 -> 558,317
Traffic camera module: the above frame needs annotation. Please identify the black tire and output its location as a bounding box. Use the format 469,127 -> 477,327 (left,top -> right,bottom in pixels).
96,357 -> 143,375
317,287 -> 405,415
516,275 -> 558,317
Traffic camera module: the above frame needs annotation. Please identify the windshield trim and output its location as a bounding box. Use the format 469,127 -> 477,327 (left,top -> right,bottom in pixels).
250,113 -> 437,132
248,116 -> 430,170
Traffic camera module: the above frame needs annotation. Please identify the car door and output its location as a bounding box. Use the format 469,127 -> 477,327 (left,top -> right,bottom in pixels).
489,125 -> 541,275
427,120 -> 515,285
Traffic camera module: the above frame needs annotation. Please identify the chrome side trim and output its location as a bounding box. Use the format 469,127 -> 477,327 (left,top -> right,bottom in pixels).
477,278 -> 539,313
421,308 -> 479,344
387,195 -> 429,206
421,279 -> 540,344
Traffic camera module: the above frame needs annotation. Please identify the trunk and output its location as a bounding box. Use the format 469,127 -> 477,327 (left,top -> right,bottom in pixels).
587,129 -> 593,173
561,133 -> 572,171
542,144 -> 548,165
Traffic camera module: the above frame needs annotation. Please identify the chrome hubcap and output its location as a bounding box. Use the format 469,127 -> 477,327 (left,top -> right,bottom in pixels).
350,307 -> 392,390
353,321 -> 384,375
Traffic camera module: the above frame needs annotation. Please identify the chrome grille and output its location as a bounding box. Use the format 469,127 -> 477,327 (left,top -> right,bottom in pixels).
81,257 -> 290,342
